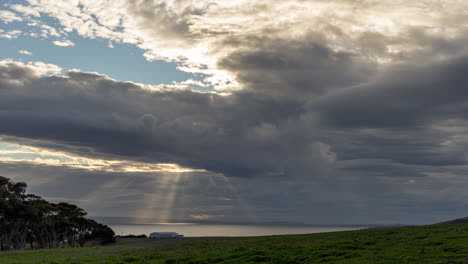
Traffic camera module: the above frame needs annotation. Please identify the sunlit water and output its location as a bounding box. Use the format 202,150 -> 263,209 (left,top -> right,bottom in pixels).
110,224 -> 363,237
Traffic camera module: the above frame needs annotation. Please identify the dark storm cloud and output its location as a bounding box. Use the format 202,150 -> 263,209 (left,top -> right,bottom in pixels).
309,56 -> 468,166
315,56 -> 468,129
218,34 -> 375,98
3,26 -> 468,223
2,48 -> 468,177
0,60 -> 320,178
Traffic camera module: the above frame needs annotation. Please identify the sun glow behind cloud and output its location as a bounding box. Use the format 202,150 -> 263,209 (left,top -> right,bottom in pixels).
0,141 -> 205,173
0,140 -> 217,222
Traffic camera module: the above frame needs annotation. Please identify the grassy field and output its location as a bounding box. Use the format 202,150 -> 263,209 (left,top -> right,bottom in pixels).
2,223 -> 468,264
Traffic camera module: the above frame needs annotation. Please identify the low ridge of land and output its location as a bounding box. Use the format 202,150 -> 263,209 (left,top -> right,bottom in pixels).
2,223 -> 468,263
437,217 -> 468,225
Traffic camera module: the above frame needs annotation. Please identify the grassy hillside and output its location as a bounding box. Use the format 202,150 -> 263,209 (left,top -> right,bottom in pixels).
2,223 -> 468,264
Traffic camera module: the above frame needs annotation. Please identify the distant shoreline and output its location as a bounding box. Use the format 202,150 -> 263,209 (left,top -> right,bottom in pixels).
108,223 -> 365,237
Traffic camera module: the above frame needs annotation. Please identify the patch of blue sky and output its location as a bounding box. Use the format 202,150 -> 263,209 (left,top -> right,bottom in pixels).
4,152 -> 61,162
0,142 -> 21,151
2,0 -> 28,6
0,10 -> 206,86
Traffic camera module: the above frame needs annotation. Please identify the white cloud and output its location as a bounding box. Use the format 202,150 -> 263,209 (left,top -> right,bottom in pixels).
41,24 -> 61,38
19,50 -> 32,55
0,30 -> 22,39
52,39 -> 76,47
0,10 -> 23,23
11,0 -> 468,91
9,4 -> 41,17
26,61 -> 63,76
0,60 -> 62,77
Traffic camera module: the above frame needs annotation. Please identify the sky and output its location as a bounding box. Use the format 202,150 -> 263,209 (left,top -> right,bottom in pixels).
1,0 -> 468,225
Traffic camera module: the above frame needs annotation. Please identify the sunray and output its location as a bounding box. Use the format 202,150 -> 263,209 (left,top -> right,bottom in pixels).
219,175 -> 258,223
158,173 -> 183,222
135,172 -> 184,223
79,177 -> 135,212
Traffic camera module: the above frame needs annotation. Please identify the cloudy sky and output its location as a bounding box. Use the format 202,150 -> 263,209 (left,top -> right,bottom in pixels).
1,0 -> 468,225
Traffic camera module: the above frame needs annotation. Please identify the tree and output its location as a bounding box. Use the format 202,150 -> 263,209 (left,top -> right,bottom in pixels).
90,223 -> 116,244
0,176 -> 115,251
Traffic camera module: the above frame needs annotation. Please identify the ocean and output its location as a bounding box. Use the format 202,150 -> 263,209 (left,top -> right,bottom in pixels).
109,223 -> 363,237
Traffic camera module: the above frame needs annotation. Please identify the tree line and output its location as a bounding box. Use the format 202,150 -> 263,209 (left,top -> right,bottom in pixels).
0,176 -> 115,251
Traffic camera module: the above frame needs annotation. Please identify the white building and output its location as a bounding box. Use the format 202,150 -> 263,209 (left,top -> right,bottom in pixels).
149,232 -> 184,238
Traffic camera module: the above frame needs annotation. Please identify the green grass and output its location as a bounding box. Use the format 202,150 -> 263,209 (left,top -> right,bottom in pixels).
3,224 -> 468,263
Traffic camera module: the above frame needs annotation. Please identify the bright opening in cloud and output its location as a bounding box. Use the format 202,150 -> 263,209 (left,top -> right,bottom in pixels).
190,214 -> 224,220
0,141 -> 204,173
